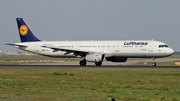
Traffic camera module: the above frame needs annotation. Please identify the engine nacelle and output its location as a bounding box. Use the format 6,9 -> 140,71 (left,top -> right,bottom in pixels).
106,57 -> 127,62
85,53 -> 104,62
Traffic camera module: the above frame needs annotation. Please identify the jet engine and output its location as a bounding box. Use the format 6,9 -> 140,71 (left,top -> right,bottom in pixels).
106,57 -> 127,62
85,53 -> 104,62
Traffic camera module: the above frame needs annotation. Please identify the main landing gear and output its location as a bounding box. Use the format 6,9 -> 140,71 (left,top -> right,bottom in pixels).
152,58 -> 156,66
79,59 -> 102,66
79,59 -> 86,66
95,62 -> 102,66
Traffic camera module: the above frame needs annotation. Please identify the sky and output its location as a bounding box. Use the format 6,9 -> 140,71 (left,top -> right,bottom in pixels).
0,0 -> 180,51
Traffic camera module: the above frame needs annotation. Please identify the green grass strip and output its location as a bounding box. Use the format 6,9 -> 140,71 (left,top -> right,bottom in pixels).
0,69 -> 180,101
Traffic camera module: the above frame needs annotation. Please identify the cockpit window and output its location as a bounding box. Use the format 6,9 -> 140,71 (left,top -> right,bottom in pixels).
159,45 -> 168,48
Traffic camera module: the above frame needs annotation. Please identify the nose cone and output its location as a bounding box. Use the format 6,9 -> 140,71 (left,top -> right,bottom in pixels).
168,48 -> 174,56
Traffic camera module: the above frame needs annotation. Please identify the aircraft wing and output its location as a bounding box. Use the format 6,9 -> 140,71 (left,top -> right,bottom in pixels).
41,46 -> 91,56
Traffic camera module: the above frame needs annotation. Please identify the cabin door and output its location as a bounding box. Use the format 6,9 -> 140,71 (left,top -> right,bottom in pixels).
115,44 -> 120,52
34,44 -> 39,54
148,41 -> 154,52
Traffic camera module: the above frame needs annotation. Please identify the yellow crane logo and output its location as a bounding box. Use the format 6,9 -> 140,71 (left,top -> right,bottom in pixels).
19,25 -> 28,36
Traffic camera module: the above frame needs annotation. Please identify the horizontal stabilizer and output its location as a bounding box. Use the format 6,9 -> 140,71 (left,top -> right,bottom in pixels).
5,43 -> 27,48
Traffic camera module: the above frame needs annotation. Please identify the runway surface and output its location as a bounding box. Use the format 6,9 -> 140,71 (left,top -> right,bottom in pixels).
0,65 -> 180,70
0,58 -> 180,70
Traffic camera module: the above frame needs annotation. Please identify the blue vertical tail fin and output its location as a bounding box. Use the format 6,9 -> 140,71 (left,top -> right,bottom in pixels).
16,18 -> 40,42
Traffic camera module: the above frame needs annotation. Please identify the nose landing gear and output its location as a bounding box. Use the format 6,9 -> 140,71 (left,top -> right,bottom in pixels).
152,58 -> 156,66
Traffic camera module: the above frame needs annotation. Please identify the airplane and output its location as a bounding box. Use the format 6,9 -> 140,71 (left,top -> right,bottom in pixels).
6,18 -> 174,66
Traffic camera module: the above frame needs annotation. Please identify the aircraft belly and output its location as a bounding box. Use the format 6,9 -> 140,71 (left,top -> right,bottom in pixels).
113,52 -> 155,58
113,52 -> 170,58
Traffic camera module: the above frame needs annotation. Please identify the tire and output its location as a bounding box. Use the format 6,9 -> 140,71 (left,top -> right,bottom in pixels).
95,62 -> 102,66
152,62 -> 156,66
79,60 -> 86,66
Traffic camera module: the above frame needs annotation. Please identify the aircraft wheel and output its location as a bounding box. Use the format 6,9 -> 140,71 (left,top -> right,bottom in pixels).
79,60 -> 86,66
95,62 -> 102,66
151,58 -> 156,66
152,62 -> 156,66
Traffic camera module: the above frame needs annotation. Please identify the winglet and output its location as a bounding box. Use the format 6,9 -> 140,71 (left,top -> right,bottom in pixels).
16,18 -> 40,42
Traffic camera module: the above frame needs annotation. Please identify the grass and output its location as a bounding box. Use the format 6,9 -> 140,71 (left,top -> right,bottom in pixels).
0,69 -> 180,101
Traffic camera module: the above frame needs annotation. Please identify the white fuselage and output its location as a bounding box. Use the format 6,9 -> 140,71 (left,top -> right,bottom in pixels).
10,18 -> 174,66
14,40 -> 174,58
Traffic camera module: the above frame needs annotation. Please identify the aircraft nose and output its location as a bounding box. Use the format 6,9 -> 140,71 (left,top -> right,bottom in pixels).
168,48 -> 174,56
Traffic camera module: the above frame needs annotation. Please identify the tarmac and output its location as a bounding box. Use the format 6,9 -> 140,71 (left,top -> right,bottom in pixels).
0,58 -> 180,70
